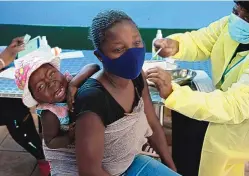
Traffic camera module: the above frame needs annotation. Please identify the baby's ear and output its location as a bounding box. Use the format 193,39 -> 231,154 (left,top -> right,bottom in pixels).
94,50 -> 103,62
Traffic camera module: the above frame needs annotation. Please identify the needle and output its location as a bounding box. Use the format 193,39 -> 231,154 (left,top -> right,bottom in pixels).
151,48 -> 162,60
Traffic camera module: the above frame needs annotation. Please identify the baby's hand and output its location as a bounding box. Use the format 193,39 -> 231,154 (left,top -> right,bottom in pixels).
67,83 -> 78,112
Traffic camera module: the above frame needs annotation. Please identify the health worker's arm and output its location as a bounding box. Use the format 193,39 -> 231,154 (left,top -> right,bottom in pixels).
169,16 -> 228,61
165,70 -> 249,124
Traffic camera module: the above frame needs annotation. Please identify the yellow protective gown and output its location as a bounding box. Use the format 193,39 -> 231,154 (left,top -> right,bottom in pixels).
165,16 -> 249,176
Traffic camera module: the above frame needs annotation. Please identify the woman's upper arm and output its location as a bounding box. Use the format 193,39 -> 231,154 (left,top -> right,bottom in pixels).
140,71 -> 159,126
73,86 -> 109,175
40,111 -> 60,145
75,112 -> 105,175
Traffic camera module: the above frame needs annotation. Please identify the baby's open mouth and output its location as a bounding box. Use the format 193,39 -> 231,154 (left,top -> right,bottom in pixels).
55,85 -> 65,99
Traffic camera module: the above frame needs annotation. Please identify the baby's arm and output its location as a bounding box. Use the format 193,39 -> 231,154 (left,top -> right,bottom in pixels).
70,63 -> 100,87
40,110 -> 74,149
67,63 -> 100,111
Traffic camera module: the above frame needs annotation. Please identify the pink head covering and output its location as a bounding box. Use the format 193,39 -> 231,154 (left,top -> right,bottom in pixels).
14,54 -> 60,108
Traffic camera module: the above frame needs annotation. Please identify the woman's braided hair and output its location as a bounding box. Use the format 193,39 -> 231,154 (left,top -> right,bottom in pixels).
89,10 -> 136,49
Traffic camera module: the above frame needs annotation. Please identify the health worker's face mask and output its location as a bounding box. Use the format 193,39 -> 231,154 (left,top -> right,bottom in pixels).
228,13 -> 249,44
96,47 -> 145,79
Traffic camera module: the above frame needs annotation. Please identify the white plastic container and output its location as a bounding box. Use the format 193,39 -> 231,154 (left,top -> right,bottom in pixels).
41,36 -> 48,46
143,60 -> 178,72
152,29 -> 163,60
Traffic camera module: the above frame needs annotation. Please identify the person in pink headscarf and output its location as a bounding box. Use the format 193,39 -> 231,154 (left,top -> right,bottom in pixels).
14,51 -> 100,175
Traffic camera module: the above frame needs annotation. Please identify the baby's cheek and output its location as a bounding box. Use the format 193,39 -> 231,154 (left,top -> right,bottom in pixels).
36,92 -> 51,104
47,94 -> 55,103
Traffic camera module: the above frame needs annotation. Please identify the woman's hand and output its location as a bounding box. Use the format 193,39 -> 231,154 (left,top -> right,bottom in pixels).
161,155 -> 177,172
154,38 -> 179,57
0,37 -> 25,68
146,67 -> 173,99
